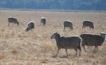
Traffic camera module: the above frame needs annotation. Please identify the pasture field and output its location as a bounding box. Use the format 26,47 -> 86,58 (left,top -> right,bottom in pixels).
0,9 -> 106,65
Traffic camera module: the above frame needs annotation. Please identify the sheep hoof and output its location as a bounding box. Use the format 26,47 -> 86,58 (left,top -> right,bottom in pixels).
79,54 -> 81,56
61,55 -> 68,58
93,50 -> 97,53
52,55 -> 57,58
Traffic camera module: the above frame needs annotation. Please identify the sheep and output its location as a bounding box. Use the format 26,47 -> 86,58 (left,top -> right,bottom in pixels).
41,17 -> 46,26
51,32 -> 82,57
8,17 -> 19,26
82,21 -> 94,29
26,21 -> 35,32
63,20 -> 73,31
80,32 -> 106,52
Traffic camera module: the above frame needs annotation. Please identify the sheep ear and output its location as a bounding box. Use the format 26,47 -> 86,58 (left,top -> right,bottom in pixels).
100,32 -> 105,34
55,32 -> 58,34
53,32 -> 57,35
99,33 -> 106,35
99,33 -> 101,34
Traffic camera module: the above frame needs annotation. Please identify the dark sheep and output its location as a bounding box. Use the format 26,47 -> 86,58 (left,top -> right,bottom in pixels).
80,32 -> 106,52
26,21 -> 35,32
51,32 -> 82,57
63,20 -> 73,31
41,17 -> 46,26
8,17 -> 19,26
82,21 -> 94,29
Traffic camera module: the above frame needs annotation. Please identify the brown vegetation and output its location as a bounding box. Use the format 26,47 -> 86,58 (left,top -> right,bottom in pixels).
0,9 -> 106,65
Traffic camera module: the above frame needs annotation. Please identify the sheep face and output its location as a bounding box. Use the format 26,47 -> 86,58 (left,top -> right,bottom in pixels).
26,28 -> 29,32
51,33 -> 60,39
99,32 -> 106,38
16,21 -> 19,26
41,18 -> 46,26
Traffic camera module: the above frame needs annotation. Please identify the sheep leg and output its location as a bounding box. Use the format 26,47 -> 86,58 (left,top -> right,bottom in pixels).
96,46 -> 98,51
93,46 -> 98,53
82,26 -> 84,29
74,48 -> 78,57
78,46 -> 81,56
63,27 -> 65,31
65,49 -> 68,57
83,45 -> 86,52
8,23 -> 10,26
17,23 -> 18,26
55,48 -> 60,57
69,27 -> 71,30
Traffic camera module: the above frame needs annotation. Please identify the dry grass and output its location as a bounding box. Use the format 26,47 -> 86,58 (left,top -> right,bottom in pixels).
0,9 -> 106,65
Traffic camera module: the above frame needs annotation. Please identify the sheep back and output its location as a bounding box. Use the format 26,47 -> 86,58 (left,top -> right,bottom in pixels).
41,17 -> 46,26
60,36 -> 81,49
82,21 -> 94,29
80,34 -> 104,46
8,17 -> 19,26
26,21 -> 35,31
64,20 -> 73,30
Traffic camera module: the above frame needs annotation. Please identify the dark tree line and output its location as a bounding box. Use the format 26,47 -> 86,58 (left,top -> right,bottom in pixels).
0,0 -> 106,10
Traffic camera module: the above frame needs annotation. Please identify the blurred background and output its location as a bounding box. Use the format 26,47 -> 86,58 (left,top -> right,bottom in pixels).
0,0 -> 106,10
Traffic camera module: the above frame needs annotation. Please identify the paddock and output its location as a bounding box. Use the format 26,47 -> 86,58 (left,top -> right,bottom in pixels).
0,9 -> 106,65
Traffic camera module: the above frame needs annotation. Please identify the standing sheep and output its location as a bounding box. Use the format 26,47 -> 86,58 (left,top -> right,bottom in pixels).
26,21 -> 35,32
82,21 -> 94,29
8,17 -> 19,26
63,20 -> 73,31
51,32 -> 82,57
80,32 -> 106,52
41,17 -> 46,26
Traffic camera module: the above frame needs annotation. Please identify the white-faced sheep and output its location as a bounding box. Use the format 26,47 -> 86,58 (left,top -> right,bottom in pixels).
26,21 -> 35,32
51,32 -> 82,57
63,20 -> 73,31
41,17 -> 46,26
8,17 -> 19,26
80,32 -> 106,52
82,21 -> 94,29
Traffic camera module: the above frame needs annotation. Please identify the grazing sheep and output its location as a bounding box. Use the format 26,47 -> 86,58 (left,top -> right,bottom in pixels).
63,20 -> 73,31
41,17 -> 46,26
82,21 -> 94,29
51,32 -> 82,57
80,32 -> 106,52
26,21 -> 35,32
8,17 -> 19,26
